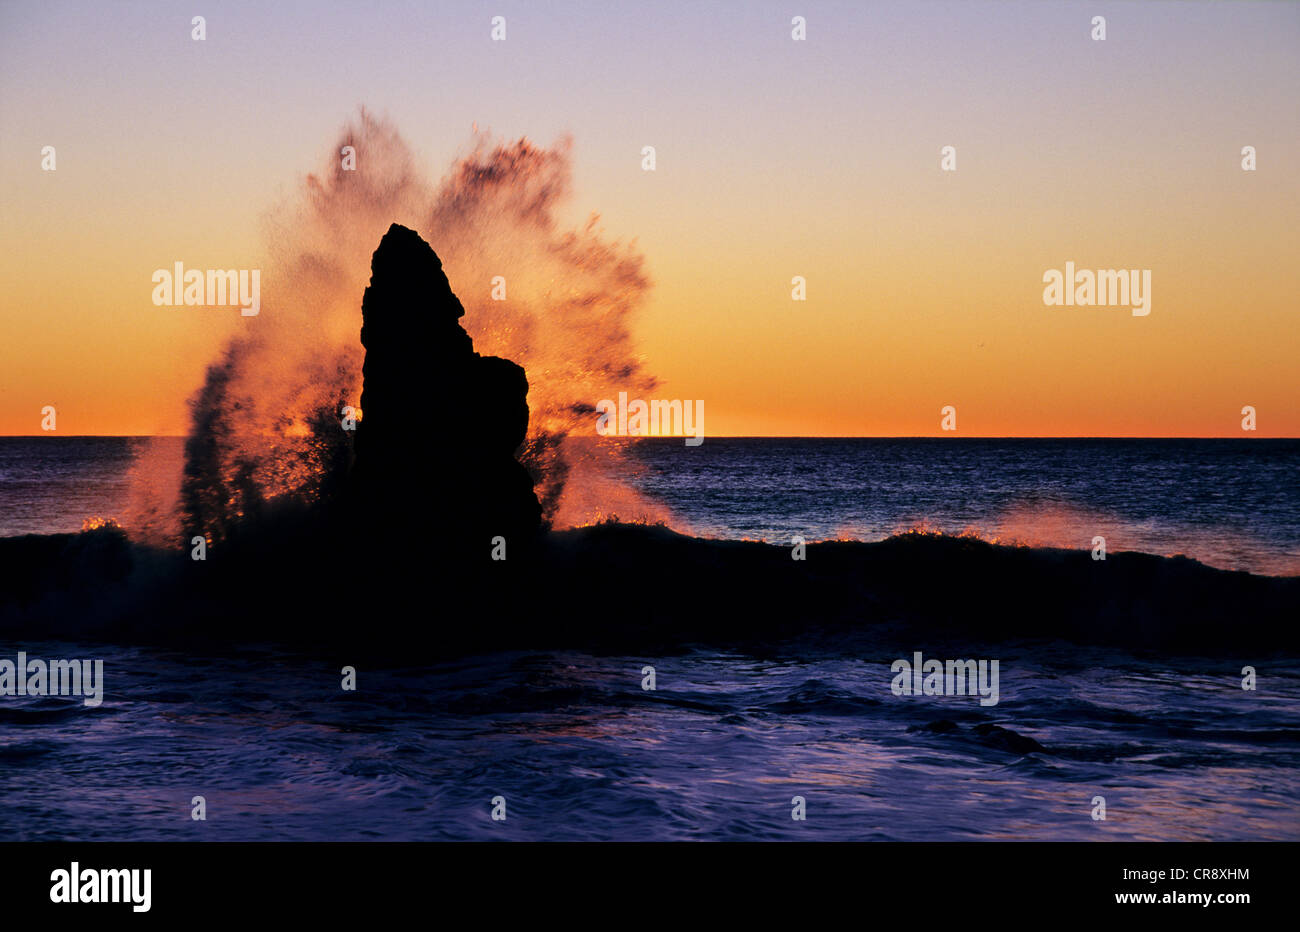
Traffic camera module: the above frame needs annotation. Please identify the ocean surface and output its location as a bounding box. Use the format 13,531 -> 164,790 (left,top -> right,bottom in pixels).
1,436 -> 1298,840
625,437 -> 1300,577
3,437 -> 1298,575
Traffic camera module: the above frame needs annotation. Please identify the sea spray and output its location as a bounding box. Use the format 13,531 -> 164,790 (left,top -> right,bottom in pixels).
124,109 -> 677,544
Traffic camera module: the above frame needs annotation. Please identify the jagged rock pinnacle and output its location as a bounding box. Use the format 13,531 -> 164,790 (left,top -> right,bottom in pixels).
351,223 -> 542,554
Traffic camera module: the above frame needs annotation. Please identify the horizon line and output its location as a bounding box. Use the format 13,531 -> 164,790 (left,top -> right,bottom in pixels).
4,434 -> 1297,441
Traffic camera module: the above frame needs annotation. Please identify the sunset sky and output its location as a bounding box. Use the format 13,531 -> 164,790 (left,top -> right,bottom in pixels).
2,0 -> 1296,437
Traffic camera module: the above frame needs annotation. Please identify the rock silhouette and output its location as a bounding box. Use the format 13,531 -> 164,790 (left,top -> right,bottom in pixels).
350,223 -> 542,557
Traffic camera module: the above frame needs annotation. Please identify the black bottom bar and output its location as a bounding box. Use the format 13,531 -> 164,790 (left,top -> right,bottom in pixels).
0,841 -> 1288,918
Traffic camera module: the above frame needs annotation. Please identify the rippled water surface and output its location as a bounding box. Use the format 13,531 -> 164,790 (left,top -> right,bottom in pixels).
2,642 -> 1297,841
3,437 -> 1297,840
625,438 -> 1300,576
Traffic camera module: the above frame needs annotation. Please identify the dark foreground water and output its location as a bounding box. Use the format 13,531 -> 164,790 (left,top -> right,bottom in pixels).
2,642 -> 1297,841
1,437 -> 1297,840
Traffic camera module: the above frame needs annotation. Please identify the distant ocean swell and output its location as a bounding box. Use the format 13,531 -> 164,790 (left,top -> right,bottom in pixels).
2,437 -> 1297,578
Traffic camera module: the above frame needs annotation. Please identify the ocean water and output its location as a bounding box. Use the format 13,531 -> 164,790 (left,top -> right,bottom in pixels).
0,437 -> 150,539
624,437 -> 1300,577
1,436 -> 1298,841
4,437 -> 1298,575
1,642 -> 1297,841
